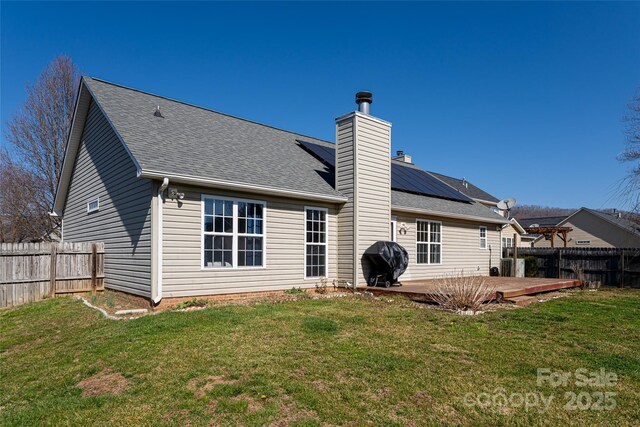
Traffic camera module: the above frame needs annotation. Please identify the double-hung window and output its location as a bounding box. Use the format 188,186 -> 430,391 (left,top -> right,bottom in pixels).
305,207 -> 328,278
479,226 -> 487,249
203,197 -> 265,268
417,220 -> 441,264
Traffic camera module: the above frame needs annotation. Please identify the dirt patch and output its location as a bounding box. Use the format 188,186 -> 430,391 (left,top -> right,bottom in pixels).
431,343 -> 467,353
267,398 -> 317,427
76,367 -> 130,397
187,375 -> 237,398
312,379 -> 329,392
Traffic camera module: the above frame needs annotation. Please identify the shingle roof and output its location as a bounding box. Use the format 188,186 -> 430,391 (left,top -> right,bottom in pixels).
83,77 -> 343,200
518,216 -> 566,228
76,77 -> 506,224
428,172 -> 499,203
391,191 -> 507,223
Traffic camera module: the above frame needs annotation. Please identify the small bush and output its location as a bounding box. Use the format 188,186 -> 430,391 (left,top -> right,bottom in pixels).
284,287 -> 306,295
524,256 -> 538,277
431,271 -> 496,313
315,277 -> 328,294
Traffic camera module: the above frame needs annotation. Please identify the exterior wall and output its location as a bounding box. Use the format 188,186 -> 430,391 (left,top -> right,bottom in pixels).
500,224 -> 521,251
161,185 -> 338,297
63,100 -> 153,297
393,211 -> 501,280
336,112 -> 391,286
533,211 -> 640,248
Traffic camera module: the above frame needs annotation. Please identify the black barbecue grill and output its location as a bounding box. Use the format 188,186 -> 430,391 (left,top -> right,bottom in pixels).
363,241 -> 409,287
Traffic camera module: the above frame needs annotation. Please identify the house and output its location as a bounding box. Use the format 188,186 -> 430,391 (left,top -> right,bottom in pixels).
52,78 -> 508,304
521,208 -> 640,248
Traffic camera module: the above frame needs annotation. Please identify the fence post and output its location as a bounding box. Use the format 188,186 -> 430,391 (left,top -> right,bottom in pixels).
511,234 -> 518,277
91,243 -> 97,294
620,250 -> 625,288
49,243 -> 57,297
557,249 -> 562,279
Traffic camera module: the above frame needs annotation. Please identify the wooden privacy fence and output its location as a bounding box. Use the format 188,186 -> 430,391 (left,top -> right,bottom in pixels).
0,242 -> 104,309
503,247 -> 640,288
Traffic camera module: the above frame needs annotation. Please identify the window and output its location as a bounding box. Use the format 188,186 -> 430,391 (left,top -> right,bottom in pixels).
479,226 -> 487,249
305,208 -> 327,278
202,196 -> 265,268
576,240 -> 591,245
502,236 -> 514,249
417,220 -> 441,264
87,198 -> 99,213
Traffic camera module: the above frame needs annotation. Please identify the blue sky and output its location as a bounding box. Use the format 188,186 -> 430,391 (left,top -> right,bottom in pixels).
2,1 -> 639,210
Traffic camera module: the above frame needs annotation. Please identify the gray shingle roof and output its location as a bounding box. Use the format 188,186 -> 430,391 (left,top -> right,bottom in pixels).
391,191 -> 507,223
428,172 -> 499,203
518,216 -> 566,228
84,77 -> 343,200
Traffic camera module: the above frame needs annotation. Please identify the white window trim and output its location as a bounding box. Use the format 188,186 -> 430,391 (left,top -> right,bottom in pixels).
87,197 -> 100,213
304,206 -> 329,279
416,219 -> 443,265
479,226 -> 487,250
390,216 -> 397,242
201,194 -> 267,270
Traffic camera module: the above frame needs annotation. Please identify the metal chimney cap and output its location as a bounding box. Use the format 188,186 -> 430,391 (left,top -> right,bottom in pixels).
355,91 -> 373,105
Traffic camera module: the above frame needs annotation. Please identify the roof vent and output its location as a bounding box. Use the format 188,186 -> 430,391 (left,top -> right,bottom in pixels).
153,105 -> 164,118
355,91 -> 373,115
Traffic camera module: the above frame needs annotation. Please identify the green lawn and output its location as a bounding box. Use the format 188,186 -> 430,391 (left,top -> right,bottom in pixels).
1,290 -> 639,426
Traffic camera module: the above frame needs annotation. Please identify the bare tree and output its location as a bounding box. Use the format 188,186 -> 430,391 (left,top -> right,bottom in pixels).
3,55 -> 80,241
618,93 -> 640,211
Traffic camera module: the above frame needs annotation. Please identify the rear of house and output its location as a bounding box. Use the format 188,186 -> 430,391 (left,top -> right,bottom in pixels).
53,78 -> 508,304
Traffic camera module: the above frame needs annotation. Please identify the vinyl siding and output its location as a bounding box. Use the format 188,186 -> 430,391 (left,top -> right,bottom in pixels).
354,115 -> 391,285
335,118 -> 355,283
533,210 -> 640,248
161,185 -> 338,297
63,100 -> 153,297
393,212 -> 501,280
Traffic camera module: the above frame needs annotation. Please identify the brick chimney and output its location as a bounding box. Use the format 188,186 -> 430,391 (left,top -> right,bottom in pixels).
335,92 -> 392,286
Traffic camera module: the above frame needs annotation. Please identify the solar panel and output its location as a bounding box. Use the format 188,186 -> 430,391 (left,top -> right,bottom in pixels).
297,140 -> 335,168
297,140 -> 472,203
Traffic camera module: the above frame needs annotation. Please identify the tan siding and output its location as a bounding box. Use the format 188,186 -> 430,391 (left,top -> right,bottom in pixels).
336,118 -> 355,282
394,212 -> 501,280
533,210 -> 640,248
354,115 -> 391,285
63,100 -> 152,297
161,185 -> 338,297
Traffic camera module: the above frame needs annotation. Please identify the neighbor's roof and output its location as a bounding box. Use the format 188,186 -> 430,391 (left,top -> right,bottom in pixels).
565,208 -> 640,237
518,216 -> 567,228
428,172 -> 500,203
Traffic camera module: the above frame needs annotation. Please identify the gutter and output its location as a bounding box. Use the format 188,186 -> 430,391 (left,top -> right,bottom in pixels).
152,177 -> 169,304
392,205 -> 509,225
140,170 -> 348,204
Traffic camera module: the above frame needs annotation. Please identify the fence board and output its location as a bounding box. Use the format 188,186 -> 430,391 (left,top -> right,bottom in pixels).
504,247 -> 640,288
0,242 -> 105,308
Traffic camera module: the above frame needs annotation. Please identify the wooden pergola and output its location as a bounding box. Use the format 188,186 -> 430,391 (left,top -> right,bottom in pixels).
526,226 -> 573,248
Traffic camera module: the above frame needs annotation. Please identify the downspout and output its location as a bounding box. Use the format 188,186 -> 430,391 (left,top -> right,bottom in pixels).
153,177 -> 169,304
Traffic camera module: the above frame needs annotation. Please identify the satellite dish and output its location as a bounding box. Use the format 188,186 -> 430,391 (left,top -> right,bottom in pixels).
497,198 -> 517,219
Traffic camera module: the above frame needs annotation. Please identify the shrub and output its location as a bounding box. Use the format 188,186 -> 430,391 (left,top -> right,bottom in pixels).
284,287 -> 306,295
431,271 -> 496,313
315,277 -> 328,294
524,256 -> 538,277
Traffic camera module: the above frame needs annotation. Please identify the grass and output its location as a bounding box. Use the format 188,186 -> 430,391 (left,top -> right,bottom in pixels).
1,289 -> 639,426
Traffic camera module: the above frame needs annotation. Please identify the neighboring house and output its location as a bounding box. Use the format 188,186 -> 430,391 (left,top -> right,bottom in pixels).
52,78 -> 508,304
522,208 -> 640,248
